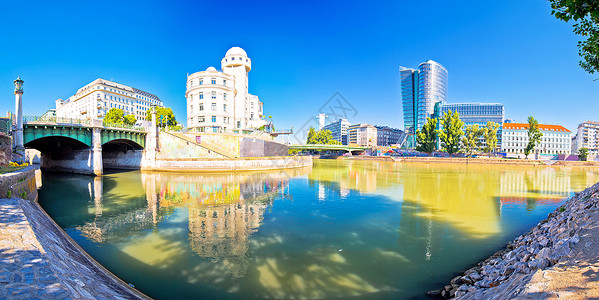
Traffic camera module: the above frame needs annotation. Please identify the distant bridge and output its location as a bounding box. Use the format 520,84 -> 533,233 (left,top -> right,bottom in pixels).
289,144 -> 368,154
20,116 -> 150,175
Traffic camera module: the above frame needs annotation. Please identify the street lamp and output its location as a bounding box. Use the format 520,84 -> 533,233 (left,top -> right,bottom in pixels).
13,77 -> 24,94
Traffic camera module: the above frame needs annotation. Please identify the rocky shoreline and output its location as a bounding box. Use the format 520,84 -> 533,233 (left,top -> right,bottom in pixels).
431,181 -> 599,299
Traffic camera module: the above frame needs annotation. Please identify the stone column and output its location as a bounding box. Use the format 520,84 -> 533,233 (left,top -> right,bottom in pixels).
92,127 -> 103,176
13,83 -> 24,161
145,107 -> 159,169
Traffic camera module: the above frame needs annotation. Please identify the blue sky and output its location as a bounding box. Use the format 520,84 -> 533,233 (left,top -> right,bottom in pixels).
0,0 -> 596,134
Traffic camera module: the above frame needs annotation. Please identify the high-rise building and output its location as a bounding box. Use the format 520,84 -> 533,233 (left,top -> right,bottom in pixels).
434,102 -> 505,149
501,123 -> 571,155
186,47 -> 266,133
323,118 -> 350,145
572,121 -> 599,158
400,60 -> 448,148
55,78 -> 163,123
374,126 -> 404,146
348,123 -> 377,147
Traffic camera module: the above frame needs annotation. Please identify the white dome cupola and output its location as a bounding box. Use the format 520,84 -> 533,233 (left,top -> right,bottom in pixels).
221,46 -> 251,72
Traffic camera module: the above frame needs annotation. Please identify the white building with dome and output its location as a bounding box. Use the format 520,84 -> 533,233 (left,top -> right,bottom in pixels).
186,47 -> 266,133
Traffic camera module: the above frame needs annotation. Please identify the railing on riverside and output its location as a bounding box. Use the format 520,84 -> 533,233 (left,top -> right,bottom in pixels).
102,122 -> 146,131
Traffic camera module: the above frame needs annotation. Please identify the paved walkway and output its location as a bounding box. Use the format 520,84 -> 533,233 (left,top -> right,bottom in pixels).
0,198 -> 149,299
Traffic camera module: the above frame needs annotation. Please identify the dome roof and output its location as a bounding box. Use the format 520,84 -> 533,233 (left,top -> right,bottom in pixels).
225,47 -> 247,57
206,66 -> 217,72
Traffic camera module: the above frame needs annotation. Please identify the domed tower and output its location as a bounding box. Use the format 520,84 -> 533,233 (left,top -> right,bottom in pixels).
221,47 -> 251,129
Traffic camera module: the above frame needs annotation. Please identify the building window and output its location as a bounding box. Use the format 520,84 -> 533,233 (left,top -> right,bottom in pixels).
223,93 -> 227,100
211,103 -> 216,111
251,102 -> 254,109
237,121 -> 241,128
251,113 -> 254,120
223,104 -> 227,112
199,103 -> 204,111
212,116 -> 216,123
223,79 -> 226,85
190,117 -> 193,123
199,93 -> 203,100
199,116 -> 205,123
190,105 -> 193,113
232,57 -> 235,61
211,78 -> 216,84
211,91 -> 216,99
199,79 -> 203,85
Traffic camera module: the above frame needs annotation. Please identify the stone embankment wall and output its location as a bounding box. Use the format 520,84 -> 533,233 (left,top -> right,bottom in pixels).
147,156 -> 312,172
0,166 -> 38,201
434,182 -> 599,299
0,133 -> 11,167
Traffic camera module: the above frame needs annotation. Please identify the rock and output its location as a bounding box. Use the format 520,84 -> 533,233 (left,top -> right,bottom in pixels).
449,287 -> 458,298
469,272 -> 482,281
569,234 -> 580,245
550,241 -> 571,262
502,267 -> 515,276
450,276 -> 463,286
528,258 -> 550,270
455,290 -> 467,297
536,247 -> 551,260
426,289 -> 442,296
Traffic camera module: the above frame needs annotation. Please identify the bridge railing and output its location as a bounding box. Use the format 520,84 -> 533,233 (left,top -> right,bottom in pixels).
23,116 -> 92,126
102,122 -> 146,132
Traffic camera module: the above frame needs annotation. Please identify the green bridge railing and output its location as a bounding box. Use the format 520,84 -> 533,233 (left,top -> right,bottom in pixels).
23,116 -> 146,132
102,122 -> 146,132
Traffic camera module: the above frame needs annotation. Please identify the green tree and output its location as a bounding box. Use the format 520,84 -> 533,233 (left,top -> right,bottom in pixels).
549,0 -> 599,74
318,130 -> 341,145
482,122 -> 500,154
524,116 -> 543,158
123,114 -> 137,126
462,124 -> 483,157
145,107 -> 177,128
306,127 -> 317,144
416,117 -> 438,154
104,108 -> 124,125
579,147 -> 589,161
439,110 -> 464,155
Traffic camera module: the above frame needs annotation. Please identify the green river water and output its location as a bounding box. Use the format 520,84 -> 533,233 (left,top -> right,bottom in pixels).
37,160 -> 599,299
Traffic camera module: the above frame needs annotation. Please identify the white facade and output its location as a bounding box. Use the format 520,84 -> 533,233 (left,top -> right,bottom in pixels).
572,121 -> 599,157
348,123 -> 377,147
186,47 -> 266,133
501,123 -> 571,155
55,78 -> 163,123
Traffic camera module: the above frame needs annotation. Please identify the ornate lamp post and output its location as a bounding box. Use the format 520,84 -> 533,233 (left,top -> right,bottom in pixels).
13,77 -> 24,161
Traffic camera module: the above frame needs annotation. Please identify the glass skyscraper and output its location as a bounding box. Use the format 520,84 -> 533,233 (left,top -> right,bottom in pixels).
400,60 -> 448,148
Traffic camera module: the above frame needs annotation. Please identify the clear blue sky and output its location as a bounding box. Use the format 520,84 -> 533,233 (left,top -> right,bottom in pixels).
0,0 -> 596,134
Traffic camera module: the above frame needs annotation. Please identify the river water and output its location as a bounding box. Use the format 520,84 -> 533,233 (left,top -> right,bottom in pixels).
37,160 -> 599,299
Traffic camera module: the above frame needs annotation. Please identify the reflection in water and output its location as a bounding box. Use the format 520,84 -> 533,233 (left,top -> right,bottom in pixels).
38,162 -> 599,300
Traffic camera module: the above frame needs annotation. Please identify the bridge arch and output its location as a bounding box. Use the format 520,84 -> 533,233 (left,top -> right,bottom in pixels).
101,129 -> 145,148
23,125 -> 92,147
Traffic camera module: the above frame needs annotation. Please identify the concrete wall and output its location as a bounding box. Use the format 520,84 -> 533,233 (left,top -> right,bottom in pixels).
0,165 -> 38,201
103,149 -> 143,169
240,138 -> 288,157
157,132 -> 227,159
0,133 -> 11,167
41,149 -> 96,175
145,156 -> 312,172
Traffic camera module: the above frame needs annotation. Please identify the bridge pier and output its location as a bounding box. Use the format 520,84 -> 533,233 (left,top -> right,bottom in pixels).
92,127 -> 103,176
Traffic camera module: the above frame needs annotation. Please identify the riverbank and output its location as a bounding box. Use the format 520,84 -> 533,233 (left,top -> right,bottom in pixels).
144,155 -> 312,172
338,156 -> 599,166
0,197 -> 149,299
433,181 -> 599,298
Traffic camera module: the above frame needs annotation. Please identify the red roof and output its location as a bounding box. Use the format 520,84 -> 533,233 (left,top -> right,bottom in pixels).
503,123 -> 571,133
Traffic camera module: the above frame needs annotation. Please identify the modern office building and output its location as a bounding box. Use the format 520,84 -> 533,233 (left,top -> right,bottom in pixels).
501,123 -> 571,155
400,60 -> 448,148
571,121 -> 599,158
55,78 -> 163,123
434,102 -> 505,149
375,126 -> 404,146
323,118 -> 351,145
186,47 -> 266,133
348,123 -> 377,147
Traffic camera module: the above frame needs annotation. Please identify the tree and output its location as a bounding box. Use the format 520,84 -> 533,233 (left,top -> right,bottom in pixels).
549,0 -> 599,74
439,110 -> 464,155
579,147 -> 589,161
123,114 -> 137,126
104,108 -> 124,125
524,116 -> 543,157
145,107 -> 177,128
314,129 -> 341,145
416,117 -> 438,154
306,127 -> 317,144
482,122 -> 500,154
462,125 -> 483,157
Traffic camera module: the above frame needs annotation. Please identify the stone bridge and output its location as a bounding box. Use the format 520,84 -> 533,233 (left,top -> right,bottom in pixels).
21,117 -> 152,175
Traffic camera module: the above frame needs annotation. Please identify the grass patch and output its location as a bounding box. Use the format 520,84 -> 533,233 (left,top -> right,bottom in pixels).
0,166 -> 26,174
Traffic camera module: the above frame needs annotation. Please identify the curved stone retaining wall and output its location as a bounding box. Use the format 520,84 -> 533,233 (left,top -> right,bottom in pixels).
0,165 -> 38,201
434,182 -> 599,298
